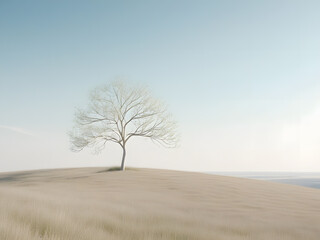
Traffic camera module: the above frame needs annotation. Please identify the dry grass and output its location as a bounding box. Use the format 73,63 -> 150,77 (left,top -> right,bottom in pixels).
0,167 -> 320,240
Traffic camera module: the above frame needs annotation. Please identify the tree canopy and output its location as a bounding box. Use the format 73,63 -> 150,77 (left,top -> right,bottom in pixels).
69,80 -> 179,170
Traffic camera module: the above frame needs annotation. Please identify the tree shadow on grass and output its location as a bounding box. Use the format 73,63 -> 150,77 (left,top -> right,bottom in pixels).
0,172 -> 32,183
96,167 -> 136,173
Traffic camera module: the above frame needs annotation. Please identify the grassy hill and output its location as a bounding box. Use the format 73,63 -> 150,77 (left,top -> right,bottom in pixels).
0,167 -> 320,240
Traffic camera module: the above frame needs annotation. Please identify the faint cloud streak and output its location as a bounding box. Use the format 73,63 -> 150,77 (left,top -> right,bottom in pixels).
0,125 -> 35,137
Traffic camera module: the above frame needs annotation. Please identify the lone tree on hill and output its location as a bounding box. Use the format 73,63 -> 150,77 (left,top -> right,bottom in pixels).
69,80 -> 179,171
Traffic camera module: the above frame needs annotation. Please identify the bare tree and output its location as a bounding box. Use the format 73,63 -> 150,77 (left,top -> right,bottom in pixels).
69,80 -> 179,171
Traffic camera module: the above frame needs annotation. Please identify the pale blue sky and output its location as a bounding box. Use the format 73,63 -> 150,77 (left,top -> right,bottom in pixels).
1,1 -> 320,172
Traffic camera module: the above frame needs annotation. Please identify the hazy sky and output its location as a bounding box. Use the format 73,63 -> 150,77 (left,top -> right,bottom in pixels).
1,0 -> 320,172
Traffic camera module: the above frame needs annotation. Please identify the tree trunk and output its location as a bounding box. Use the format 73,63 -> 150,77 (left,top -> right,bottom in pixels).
120,147 -> 126,171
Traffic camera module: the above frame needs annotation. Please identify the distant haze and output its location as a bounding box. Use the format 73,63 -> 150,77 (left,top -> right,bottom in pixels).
1,1 -> 320,172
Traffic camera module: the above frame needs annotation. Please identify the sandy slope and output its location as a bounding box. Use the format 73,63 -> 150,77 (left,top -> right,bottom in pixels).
0,167 -> 320,240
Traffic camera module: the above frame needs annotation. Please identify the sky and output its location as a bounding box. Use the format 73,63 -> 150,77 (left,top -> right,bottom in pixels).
1,0 -> 320,172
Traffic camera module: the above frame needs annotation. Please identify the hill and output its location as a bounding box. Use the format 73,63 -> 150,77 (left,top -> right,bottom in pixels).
0,167 -> 320,240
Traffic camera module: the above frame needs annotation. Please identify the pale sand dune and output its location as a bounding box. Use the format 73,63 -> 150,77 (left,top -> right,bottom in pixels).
0,168 -> 320,240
